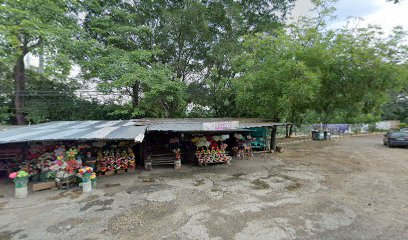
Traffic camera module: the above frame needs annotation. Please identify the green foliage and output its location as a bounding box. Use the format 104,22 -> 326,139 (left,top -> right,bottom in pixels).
232,0 -> 408,124
1,0 -> 407,125
382,88 -> 408,123
233,32 -> 320,121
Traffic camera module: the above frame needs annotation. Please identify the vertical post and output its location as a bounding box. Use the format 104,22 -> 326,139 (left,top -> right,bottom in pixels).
270,126 -> 277,152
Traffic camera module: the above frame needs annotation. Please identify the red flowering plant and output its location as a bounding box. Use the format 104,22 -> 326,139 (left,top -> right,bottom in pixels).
107,156 -> 115,171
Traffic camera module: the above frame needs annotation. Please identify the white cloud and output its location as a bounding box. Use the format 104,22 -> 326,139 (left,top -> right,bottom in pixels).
291,0 -> 408,34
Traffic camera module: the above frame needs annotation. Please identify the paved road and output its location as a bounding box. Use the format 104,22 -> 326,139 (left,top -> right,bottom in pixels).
0,135 -> 407,240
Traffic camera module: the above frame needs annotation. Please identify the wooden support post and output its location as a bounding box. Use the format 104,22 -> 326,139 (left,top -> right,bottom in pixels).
270,126 -> 277,152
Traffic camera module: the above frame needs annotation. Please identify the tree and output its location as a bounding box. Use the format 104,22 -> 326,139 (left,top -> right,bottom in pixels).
77,0 -> 295,118
0,0 -> 78,124
233,33 -> 320,122
382,88 -> 408,123
232,0 -> 408,125
77,0 -> 187,118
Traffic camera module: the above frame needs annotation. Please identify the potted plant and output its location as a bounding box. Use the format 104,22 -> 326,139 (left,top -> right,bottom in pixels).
77,166 -> 93,192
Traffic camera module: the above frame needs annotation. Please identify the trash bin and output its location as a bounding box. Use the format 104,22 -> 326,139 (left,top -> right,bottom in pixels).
311,130 -> 317,140
315,131 -> 324,140
324,131 -> 331,140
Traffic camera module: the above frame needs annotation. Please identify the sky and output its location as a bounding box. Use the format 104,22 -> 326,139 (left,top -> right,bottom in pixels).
291,0 -> 408,34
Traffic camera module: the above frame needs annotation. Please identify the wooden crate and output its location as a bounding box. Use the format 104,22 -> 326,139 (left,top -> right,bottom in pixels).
32,181 -> 56,191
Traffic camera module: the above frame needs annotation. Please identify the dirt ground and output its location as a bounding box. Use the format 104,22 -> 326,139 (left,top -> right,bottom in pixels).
0,134 -> 407,240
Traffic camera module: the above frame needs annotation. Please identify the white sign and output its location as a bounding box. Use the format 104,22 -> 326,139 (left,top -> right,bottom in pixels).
203,121 -> 239,130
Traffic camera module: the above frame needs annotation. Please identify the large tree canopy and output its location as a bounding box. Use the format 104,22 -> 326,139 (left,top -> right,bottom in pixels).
0,0 -> 78,124
0,0 -> 407,125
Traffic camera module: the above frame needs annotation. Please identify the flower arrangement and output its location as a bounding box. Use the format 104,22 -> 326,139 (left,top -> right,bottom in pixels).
174,148 -> 182,161
195,138 -> 231,165
96,148 -> 136,173
78,166 -> 94,182
9,170 -> 29,179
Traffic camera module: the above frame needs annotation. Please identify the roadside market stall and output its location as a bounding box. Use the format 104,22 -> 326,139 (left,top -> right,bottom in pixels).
0,121 -> 146,193
136,118 -> 286,169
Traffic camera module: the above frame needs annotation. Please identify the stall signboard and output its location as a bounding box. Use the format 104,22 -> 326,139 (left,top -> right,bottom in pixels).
203,121 -> 239,131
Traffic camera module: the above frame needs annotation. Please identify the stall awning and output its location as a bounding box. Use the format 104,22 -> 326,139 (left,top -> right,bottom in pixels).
138,118 -> 286,132
0,121 -> 146,144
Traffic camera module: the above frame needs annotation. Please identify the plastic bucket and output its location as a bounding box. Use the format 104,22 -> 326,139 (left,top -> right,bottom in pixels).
83,181 -> 92,193
14,177 -> 29,198
14,177 -> 28,188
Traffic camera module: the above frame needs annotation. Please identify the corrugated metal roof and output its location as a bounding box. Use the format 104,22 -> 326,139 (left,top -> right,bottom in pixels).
0,118 -> 286,144
147,123 -> 252,132
143,119 -> 286,132
0,121 -> 146,144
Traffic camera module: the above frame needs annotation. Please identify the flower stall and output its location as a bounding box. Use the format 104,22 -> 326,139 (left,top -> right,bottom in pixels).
95,141 -> 136,175
191,135 -> 232,166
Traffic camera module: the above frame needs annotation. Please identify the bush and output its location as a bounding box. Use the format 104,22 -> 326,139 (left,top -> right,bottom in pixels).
400,123 -> 408,129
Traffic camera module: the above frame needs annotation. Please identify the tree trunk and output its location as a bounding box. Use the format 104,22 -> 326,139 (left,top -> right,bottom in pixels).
132,81 -> 140,107
270,126 -> 277,152
38,45 -> 45,74
289,124 -> 294,137
285,124 -> 290,138
13,53 -> 27,125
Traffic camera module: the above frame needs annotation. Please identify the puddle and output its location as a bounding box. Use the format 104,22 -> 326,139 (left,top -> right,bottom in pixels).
47,190 -> 83,200
80,199 -> 114,212
232,172 -> 246,178
251,179 -> 270,189
0,201 -> 8,210
83,194 -> 99,202
95,206 -> 112,212
193,179 -> 205,186
18,233 -> 28,239
0,229 -> 23,240
286,182 -> 302,191
104,183 -> 121,188
126,183 -> 166,194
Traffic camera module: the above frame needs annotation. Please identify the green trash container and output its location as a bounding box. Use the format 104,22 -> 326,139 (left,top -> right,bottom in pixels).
324,131 -> 331,140
311,130 -> 317,140
315,131 -> 325,140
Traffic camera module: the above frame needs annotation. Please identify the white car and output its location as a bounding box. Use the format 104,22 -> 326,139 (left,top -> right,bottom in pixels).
401,128 -> 408,133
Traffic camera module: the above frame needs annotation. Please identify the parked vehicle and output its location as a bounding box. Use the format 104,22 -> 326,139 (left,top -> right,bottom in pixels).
400,128 -> 408,133
383,132 -> 408,148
